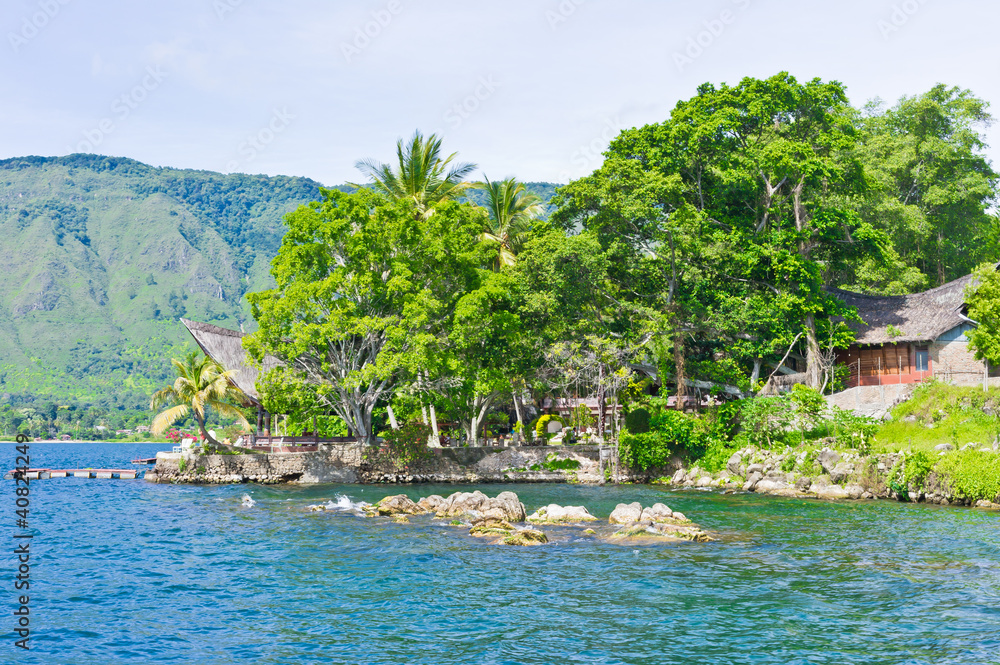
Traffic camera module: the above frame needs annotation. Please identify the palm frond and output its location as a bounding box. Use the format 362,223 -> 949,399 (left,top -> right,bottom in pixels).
151,405 -> 189,435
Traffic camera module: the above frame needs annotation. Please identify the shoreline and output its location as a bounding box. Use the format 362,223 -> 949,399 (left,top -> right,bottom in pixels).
144,442 -> 1000,511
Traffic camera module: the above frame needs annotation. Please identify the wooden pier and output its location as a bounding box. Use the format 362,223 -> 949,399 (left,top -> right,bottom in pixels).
3,468 -> 141,480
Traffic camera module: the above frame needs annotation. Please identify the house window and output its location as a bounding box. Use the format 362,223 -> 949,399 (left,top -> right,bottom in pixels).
915,347 -> 929,372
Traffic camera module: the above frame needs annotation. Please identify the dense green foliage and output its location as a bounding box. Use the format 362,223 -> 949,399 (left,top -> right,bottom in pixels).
362,422 -> 433,473
4,74 -> 997,455
935,450 -> 1000,502
965,263 -> 1000,368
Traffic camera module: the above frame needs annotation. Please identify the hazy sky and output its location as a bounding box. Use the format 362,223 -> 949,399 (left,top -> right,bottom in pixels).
2,0 -> 998,186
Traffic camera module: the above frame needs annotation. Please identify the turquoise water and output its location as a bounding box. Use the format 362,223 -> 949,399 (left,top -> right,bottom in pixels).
2,442 -> 999,664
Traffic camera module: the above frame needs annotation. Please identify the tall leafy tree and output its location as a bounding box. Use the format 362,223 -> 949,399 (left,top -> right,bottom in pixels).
149,351 -> 250,449
245,189 -> 482,444
965,263 -> 1000,371
555,73 -> 887,390
354,130 -> 477,219
850,86 -> 997,290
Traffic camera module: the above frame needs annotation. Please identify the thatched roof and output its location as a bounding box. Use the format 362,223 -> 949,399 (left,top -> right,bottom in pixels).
827,274 -> 975,345
180,319 -> 282,407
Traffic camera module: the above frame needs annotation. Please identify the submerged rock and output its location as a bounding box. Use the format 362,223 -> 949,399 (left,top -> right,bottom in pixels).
469,517 -> 515,537
527,504 -> 598,523
501,528 -> 548,546
374,494 -> 424,516
610,522 -> 712,543
609,502 -> 643,524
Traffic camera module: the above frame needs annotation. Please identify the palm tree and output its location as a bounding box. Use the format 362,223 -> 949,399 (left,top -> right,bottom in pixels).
475,176 -> 542,268
150,352 -> 250,450
354,130 -> 477,219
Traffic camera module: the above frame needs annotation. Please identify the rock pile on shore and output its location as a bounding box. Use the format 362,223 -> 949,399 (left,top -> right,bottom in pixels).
663,444 -> 1000,506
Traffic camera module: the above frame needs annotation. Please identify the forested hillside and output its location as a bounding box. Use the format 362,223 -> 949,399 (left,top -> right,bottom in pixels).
0,155 -> 558,409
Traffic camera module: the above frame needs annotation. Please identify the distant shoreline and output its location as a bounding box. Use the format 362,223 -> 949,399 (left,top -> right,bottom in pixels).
0,439 -> 171,445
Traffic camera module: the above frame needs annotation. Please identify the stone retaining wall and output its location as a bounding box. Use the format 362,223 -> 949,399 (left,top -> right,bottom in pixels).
147,443 -> 608,485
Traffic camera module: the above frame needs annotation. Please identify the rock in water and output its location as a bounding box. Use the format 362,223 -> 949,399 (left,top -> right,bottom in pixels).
469,517 -> 515,537
435,491 -> 526,522
501,529 -> 548,546
479,491 -> 528,522
742,471 -> 763,491
435,490 -> 489,517
527,504 -> 597,523
374,494 -> 424,516
639,503 -> 677,523
241,494 -> 256,508
609,502 -> 643,524
416,495 -> 445,513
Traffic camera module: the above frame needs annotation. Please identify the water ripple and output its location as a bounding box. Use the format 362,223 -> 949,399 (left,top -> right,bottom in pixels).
1,444 -> 998,664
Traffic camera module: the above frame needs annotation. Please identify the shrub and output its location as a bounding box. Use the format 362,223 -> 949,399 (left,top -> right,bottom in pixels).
541,453 -> 581,471
363,423 -> 433,473
831,407 -> 879,453
904,451 -> 934,488
619,409 -> 705,471
697,437 -> 739,474
739,395 -> 795,448
535,414 -> 565,441
934,450 -> 1000,503
623,408 -> 651,434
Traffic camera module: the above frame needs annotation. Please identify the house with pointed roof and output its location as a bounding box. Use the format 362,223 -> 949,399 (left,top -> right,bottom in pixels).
830,272 -> 998,389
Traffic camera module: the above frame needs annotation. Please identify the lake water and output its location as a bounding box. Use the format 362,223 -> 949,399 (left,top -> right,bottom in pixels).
1,442 -> 998,664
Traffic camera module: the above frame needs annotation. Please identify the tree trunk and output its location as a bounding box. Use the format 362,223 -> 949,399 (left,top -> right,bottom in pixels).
386,405 -> 399,430
804,314 -> 823,390
674,334 -> 686,411
597,363 -> 607,438
511,381 -> 524,441
194,410 -> 218,450
751,358 -> 762,390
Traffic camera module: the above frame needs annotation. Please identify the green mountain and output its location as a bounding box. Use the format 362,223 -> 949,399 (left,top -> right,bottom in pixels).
0,155 -> 559,408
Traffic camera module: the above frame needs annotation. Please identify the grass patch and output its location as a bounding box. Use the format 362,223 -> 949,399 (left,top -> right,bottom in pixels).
872,382 -> 1000,454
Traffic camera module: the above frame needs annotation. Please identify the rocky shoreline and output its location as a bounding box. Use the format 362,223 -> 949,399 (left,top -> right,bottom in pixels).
662,444 -> 1000,509
146,440 -> 1000,511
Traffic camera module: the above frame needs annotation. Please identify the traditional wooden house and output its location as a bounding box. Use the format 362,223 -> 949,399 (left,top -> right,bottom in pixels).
830,273 -> 998,389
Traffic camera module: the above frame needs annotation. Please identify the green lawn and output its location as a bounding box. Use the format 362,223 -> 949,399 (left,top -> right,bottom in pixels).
871,382 -> 1000,455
